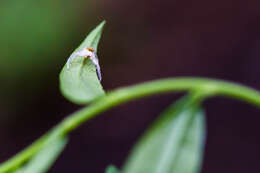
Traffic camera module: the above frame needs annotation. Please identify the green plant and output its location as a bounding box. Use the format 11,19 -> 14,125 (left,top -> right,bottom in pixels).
1,21 -> 260,173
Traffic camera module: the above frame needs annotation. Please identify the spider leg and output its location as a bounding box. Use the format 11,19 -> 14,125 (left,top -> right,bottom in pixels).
90,54 -> 102,81
95,64 -> 102,81
67,51 -> 81,69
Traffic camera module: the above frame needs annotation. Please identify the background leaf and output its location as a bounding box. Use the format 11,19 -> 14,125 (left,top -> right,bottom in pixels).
60,21 -> 105,104
122,96 -> 206,173
106,165 -> 120,173
15,136 -> 68,173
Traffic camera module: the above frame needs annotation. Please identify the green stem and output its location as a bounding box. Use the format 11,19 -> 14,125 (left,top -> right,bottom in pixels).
1,77 -> 260,173
60,77 -> 260,134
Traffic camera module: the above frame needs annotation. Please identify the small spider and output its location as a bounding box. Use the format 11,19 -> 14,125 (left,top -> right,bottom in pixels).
67,47 -> 102,81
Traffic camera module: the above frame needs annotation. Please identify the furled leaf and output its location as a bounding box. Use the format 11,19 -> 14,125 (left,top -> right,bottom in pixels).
15,136 -> 68,173
106,165 -> 120,173
122,96 -> 206,173
60,21 -> 105,104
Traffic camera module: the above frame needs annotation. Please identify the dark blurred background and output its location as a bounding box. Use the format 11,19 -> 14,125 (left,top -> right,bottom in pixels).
1,0 -> 260,172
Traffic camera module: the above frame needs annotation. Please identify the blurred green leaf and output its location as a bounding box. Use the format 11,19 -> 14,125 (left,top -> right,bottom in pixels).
60,21 -> 105,104
122,96 -> 206,173
15,136 -> 68,173
106,165 -> 120,173
0,0 -> 80,77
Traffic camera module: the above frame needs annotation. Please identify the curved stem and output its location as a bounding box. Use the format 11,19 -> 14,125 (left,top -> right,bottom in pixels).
1,77 -> 260,173
60,77 -> 260,134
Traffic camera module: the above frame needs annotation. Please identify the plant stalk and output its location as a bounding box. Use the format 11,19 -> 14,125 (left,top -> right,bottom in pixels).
1,77 -> 260,173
